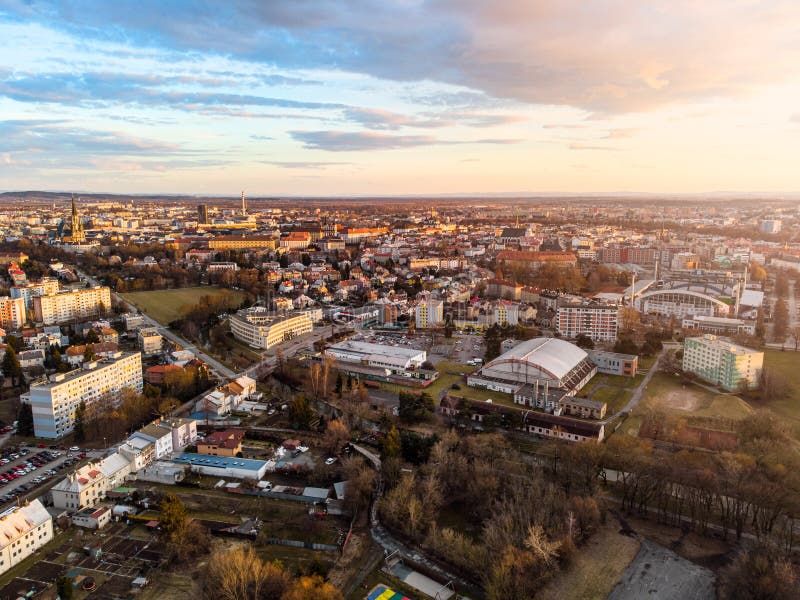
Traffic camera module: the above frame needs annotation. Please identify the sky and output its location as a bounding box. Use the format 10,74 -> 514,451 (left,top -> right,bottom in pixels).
1,1 -> 799,196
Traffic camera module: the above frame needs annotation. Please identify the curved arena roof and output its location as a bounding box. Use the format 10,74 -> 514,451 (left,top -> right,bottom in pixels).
484,337 -> 589,380
638,288 -> 728,309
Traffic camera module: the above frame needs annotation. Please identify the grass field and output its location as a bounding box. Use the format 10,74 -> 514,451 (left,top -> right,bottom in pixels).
121,286 -> 245,325
759,349 -> 800,434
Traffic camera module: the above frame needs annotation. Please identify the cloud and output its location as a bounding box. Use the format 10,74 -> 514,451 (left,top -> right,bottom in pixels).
569,143 -> 622,151
290,130 -> 439,152
0,71 -> 343,112
604,128 -> 638,139
6,1 -> 799,113
791,114 -> 800,123
289,130 -> 522,151
342,108 -> 449,130
261,160 -> 350,169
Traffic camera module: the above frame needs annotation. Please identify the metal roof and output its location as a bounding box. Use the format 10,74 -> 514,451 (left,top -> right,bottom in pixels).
483,337 -> 588,380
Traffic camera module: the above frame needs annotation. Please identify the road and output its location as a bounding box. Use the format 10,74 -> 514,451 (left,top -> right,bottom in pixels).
76,265 -> 353,382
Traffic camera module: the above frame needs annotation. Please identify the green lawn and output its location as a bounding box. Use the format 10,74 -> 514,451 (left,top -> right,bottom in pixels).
759,349 -> 800,433
121,286 -> 245,325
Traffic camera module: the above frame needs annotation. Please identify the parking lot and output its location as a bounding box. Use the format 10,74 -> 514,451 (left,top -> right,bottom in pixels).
0,444 -> 92,507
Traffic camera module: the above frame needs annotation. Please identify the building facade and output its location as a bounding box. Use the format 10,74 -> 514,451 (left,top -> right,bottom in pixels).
33,286 -> 112,325
229,308 -> 313,349
0,500 -> 53,575
682,335 -> 763,391
556,301 -> 619,342
26,352 -> 143,438
0,296 -> 26,330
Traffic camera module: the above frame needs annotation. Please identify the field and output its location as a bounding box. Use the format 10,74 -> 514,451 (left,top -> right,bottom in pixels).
538,522 -> 640,600
758,349 -> 800,436
642,373 -> 753,422
121,286 -> 245,325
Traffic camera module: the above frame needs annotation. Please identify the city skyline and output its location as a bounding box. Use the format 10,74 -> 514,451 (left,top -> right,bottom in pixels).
2,2 -> 800,196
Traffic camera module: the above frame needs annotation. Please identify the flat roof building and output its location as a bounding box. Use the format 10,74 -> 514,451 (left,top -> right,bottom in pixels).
170,453 -> 268,480
683,334 -> 763,391
326,340 -> 426,372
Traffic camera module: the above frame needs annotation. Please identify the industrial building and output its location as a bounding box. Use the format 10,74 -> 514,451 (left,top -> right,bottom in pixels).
170,453 -> 269,480
325,340 -> 427,374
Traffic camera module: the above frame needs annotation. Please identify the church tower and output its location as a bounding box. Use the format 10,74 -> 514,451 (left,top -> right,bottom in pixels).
70,194 -> 86,243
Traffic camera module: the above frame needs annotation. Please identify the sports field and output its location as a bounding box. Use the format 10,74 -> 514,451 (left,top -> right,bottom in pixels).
121,287 -> 245,325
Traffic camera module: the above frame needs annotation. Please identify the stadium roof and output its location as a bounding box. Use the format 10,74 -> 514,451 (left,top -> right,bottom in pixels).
484,337 -> 588,380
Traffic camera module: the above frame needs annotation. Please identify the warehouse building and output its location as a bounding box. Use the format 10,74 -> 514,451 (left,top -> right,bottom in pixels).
170,453 -> 268,480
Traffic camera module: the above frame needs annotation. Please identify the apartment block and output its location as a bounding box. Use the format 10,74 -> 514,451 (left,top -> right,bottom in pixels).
10,278 -> 61,308
682,334 -> 763,391
415,299 -> 444,329
0,296 -> 26,330
0,500 -> 53,575
137,326 -> 163,356
556,301 -> 619,342
32,286 -> 112,325
26,352 -> 143,438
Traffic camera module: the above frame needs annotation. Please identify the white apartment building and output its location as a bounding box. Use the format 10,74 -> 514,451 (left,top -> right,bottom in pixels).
10,278 -> 61,308
131,423 -> 174,459
137,326 -> 163,356
33,286 -> 112,325
415,298 -> 444,329
556,302 -> 619,342
229,307 -> 313,349
682,334 -> 764,391
0,500 -> 53,575
0,296 -> 26,330
25,351 -> 143,438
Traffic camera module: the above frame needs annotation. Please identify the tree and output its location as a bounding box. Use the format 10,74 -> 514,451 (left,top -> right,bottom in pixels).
83,344 -> 96,363
159,493 -> 188,537
334,373 -> 343,396
203,546 -> 290,600
574,334 -> 594,349
718,544 -> 796,600
398,392 -> 435,423
382,426 -> 402,459
759,368 -> 791,401
85,329 -> 100,344
772,298 -> 789,341
1,346 -> 23,387
73,402 -> 86,442
323,420 -> 350,456
57,576 -> 74,600
282,575 -> 342,600
289,395 -> 313,429
16,402 -> 34,437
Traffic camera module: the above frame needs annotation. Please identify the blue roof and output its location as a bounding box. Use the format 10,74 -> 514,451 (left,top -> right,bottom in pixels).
171,453 -> 267,471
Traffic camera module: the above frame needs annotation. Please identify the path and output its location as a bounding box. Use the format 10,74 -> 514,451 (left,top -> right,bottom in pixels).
346,444 -> 477,596
615,348 -> 667,417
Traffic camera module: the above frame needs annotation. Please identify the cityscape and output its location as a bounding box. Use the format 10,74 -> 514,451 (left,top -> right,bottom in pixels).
1,3 -> 800,600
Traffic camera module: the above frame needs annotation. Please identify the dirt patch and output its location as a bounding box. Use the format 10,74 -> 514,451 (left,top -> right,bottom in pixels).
658,389 -> 704,412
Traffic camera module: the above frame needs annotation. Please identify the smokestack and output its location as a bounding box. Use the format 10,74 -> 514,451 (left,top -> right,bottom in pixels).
241,190 -> 246,215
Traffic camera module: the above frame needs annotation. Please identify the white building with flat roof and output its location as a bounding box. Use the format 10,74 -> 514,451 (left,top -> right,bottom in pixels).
25,351 -> 142,438
325,340 -> 426,373
229,307 -> 313,349
33,286 -> 111,325
0,500 -> 53,575
683,335 -> 763,391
